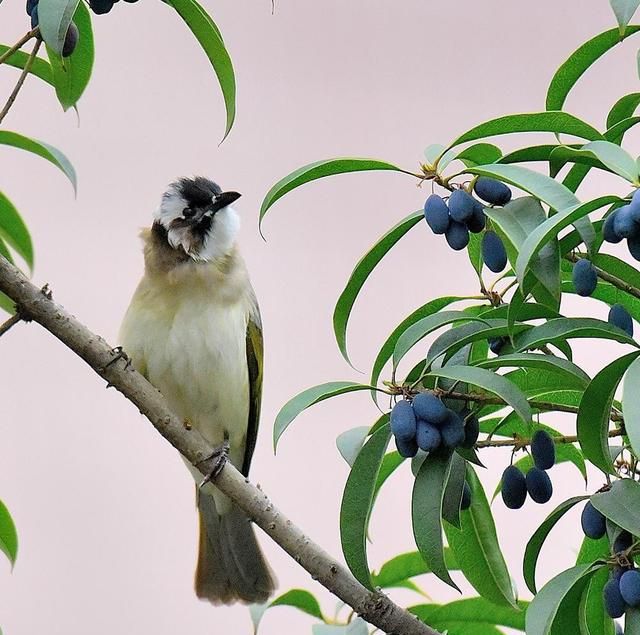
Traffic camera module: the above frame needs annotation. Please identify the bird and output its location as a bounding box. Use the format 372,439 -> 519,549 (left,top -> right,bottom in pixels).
119,176 -> 276,605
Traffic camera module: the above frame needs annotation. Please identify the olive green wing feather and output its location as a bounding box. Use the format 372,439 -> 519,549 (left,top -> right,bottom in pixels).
242,306 -> 263,476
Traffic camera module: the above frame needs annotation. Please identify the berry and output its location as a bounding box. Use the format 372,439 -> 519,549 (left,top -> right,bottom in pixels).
572,259 -> 597,297
609,304 -> 634,337
629,235 -> 640,262
460,481 -> 472,510
26,0 -> 37,16
501,465 -> 527,509
526,467 -> 553,504
412,392 -> 448,425
423,195 -> 450,235
445,220 -> 470,250
603,210 -> 623,244
62,21 -> 79,57
448,189 -> 476,222
89,0 -> 115,14
604,576 -> 627,618
473,177 -> 512,206
613,530 -> 634,554
489,336 -> 507,355
481,230 -> 508,273
416,420 -> 441,452
531,430 -> 555,470
440,410 -> 465,448
30,5 -> 38,28
466,201 -> 486,233
581,501 -> 606,539
390,400 -> 417,441
460,411 -> 479,449
620,570 -> 640,607
614,205 -> 638,239
395,435 -> 418,458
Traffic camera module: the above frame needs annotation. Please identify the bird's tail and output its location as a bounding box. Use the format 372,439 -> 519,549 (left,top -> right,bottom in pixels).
195,492 -> 276,605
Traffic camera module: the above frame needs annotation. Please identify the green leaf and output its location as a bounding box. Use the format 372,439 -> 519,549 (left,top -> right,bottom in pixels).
37,0 -> 80,55
448,112 -> 603,149
45,1 -> 94,111
370,297 -> 466,391
546,27 -> 640,111
455,143 -> 502,167
524,496 -> 590,594
444,466 -> 517,608
516,196 -> 619,288
336,426 -> 369,467
499,144 -> 573,165
340,424 -> 391,589
580,567 -> 615,635
411,450 -> 458,590
551,142 -> 639,182
467,231 -> 484,276
622,355 -> 640,459
372,549 -> 458,588
270,589 -> 324,621
627,609 -> 640,635
410,598 -> 527,631
578,352 -> 639,474
0,499 -> 17,567
0,131 -> 76,192
259,158 -> 407,227
0,192 -> 34,270
442,452 -> 466,529
374,450 -> 404,497
526,564 -> 600,635
513,318 -> 637,352
591,478 -> 640,535
607,93 -> 640,130
273,382 -> 373,450
0,46 -> 54,85
426,365 -> 532,427
165,0 -> 236,140
476,353 -> 590,388
334,211 -> 423,366
610,1 -> 640,34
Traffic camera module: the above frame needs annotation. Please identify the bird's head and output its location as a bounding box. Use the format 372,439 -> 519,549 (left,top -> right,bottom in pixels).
153,176 -> 241,262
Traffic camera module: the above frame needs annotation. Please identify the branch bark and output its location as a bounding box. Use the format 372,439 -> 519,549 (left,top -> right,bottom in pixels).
0,256 -> 437,635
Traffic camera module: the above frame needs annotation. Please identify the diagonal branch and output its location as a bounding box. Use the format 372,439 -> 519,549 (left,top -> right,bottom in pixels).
0,255 -> 437,635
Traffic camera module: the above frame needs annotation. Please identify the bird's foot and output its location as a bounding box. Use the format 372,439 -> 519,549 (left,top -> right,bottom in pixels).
104,346 -> 131,371
197,435 -> 230,490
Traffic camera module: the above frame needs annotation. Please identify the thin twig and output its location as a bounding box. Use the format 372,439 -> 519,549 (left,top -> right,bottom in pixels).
475,428 -> 625,449
0,38 -> 41,126
0,29 -> 39,66
0,313 -> 21,337
565,252 -> 640,301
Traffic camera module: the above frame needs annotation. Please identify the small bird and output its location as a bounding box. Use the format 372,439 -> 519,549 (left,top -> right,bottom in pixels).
119,176 -> 276,604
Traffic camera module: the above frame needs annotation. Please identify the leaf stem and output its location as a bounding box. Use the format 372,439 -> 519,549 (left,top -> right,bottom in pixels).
0,38 -> 41,126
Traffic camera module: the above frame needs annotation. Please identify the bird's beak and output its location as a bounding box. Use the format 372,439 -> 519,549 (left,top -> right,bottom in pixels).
211,191 -> 242,213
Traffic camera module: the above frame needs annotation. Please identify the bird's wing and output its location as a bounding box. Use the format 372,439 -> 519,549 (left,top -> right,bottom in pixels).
241,302 -> 263,476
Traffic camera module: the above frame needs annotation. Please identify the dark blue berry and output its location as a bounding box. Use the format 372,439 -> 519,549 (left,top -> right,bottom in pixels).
614,205 -> 638,239
89,0 -> 115,14
526,467 -> 553,504
423,195 -> 450,234
603,210 -> 623,244
501,465 -> 527,509
473,177 -> 512,206
572,259 -> 597,297
62,22 -> 79,57
620,570 -> 640,607
448,189 -> 476,222
416,420 -> 441,452
30,5 -> 38,28
466,200 -> 486,233
604,576 -> 627,618
395,435 -> 418,458
26,0 -> 37,16
531,430 -> 555,470
581,501 -> 606,539
390,400 -> 416,442
614,530 -> 634,555
489,336 -> 507,355
609,304 -> 634,337
481,230 -> 508,273
629,235 -> 640,262
412,392 -> 447,425
460,481 -> 472,510
460,411 -> 479,449
445,220 -> 470,251
440,410 -> 465,448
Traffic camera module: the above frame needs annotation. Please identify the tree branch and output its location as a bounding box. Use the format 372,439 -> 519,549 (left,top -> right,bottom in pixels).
0,256 -> 437,635
0,37 -> 41,125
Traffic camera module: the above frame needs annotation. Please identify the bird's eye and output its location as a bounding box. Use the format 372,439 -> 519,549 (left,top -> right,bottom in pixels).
182,207 -> 196,219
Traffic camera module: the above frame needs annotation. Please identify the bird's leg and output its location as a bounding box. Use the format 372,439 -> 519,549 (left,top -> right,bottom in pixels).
104,346 -> 132,371
197,432 -> 230,490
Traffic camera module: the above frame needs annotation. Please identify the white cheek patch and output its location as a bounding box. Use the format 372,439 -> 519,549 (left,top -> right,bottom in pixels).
198,206 -> 241,262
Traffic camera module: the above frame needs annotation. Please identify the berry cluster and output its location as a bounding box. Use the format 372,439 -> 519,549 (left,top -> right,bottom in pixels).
423,177 -> 510,272
27,0 -> 78,57
88,0 -> 140,16
500,430 -> 555,509
390,395 -> 479,509
603,191 -> 640,261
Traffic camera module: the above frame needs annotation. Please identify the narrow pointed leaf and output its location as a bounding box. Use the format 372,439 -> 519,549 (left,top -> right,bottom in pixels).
336,426 -> 369,467
550,142 -> 638,182
610,1 -> 640,33
0,499 -> 17,566
372,549 -> 459,588
260,158 -> 408,226
444,466 -> 517,608
0,46 -> 54,85
0,192 -> 34,270
334,211 -> 423,365
165,0 -> 236,140
580,567 -> 615,635
340,424 -> 391,589
608,93 -> 640,129
455,143 -> 502,167
270,589 -> 324,621
442,452 -> 466,529
622,355 -> 640,459
578,352 -> 639,474
37,0 -> 79,54
524,496 -> 590,594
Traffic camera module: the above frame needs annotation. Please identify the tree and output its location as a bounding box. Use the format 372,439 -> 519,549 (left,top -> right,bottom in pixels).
2,1 -> 640,634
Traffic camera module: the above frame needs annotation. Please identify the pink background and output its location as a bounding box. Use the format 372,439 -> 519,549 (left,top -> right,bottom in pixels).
0,1 -> 637,633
